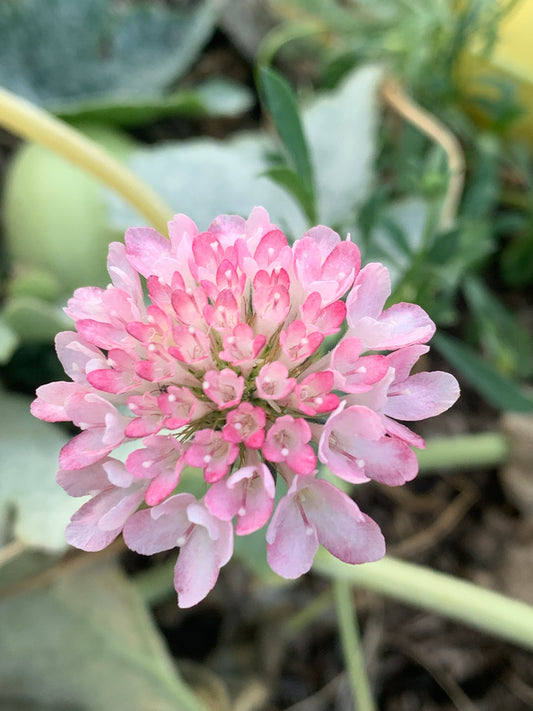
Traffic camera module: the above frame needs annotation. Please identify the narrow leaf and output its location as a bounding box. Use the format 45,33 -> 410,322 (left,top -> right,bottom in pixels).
262,166 -> 317,223
258,65 -> 315,196
433,332 -> 533,412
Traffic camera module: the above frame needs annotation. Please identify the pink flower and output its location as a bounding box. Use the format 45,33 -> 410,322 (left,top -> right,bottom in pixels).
32,207 -> 459,607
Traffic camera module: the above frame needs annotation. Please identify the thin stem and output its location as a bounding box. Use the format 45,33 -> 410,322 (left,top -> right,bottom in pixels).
0,87 -> 173,233
333,579 -> 377,711
381,77 -> 465,231
257,19 -> 327,68
314,552 -> 533,652
417,432 -> 508,473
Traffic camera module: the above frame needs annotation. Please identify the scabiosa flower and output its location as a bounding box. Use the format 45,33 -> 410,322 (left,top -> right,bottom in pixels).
32,207 -> 459,607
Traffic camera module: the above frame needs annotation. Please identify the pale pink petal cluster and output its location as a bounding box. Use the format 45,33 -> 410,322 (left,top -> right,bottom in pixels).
32,208 -> 459,607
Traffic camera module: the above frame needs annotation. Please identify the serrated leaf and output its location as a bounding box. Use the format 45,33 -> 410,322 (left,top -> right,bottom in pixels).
0,0 -> 217,117
258,65 -> 315,197
433,332 -> 533,413
0,559 -> 206,711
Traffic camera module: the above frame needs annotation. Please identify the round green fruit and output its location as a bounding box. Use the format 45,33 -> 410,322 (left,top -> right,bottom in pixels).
3,123 -> 136,295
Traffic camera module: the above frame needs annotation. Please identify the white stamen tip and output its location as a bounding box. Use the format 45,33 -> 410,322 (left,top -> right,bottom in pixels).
203,454 -> 212,464
267,247 -> 275,256
305,526 -> 314,536
225,270 -> 232,280
210,241 -> 218,250
203,381 -> 210,390
356,366 -> 367,374
314,397 -> 323,405
129,403 -> 138,410
301,338 -> 308,345
177,536 -> 186,547
227,336 -> 236,344
168,394 -> 177,402
188,326 -> 195,334
147,315 -> 155,323
142,460 -> 152,469
148,344 -> 157,352
357,459 -> 365,468
234,422 -> 243,431
273,292 -> 281,302
281,447 -> 290,457
238,506 -> 246,517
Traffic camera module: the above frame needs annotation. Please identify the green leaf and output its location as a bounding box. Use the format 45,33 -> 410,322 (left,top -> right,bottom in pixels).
433,332 -> 533,413
0,0 -> 217,118
0,389 -> 75,550
0,559 -> 207,711
57,78 -> 255,127
463,275 -> 533,378
258,65 -> 316,197
2,296 -> 71,343
262,166 -> 317,223
0,317 -> 18,365
109,65 -> 381,233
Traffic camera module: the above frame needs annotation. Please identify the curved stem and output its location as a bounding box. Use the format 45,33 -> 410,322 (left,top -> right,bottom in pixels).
314,552 -> 533,651
333,579 -> 377,711
0,87 -> 173,233
381,77 -> 465,231
257,19 -> 327,69
417,432 -> 508,473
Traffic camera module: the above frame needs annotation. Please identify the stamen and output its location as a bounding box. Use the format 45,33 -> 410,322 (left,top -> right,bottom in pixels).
168,393 -> 177,402
281,447 -> 289,457
203,454 -> 212,464
142,460 -> 152,468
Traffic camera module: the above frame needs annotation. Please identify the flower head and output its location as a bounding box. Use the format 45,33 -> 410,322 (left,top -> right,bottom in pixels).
32,207 -> 459,607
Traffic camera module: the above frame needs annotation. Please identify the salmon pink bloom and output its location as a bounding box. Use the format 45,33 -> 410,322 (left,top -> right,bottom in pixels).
32,207 -> 459,607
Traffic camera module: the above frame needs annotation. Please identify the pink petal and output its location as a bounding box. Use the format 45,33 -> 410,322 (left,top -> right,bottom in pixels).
377,303 -> 435,348
306,479 -> 385,563
346,262 -> 391,323
122,493 -> 195,554
266,490 -> 319,579
384,371 -> 460,421
174,527 -> 222,608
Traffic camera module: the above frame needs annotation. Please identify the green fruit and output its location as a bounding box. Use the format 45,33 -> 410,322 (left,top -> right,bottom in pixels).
3,123 -> 136,294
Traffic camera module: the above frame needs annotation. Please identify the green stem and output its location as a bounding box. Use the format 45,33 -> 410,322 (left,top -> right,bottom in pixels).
257,19 -> 327,69
0,87 -> 173,233
314,552 -> 533,651
417,432 -> 508,473
333,579 -> 377,711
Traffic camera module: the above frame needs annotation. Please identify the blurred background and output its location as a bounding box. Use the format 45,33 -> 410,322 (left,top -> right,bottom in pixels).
1,1 -> 533,709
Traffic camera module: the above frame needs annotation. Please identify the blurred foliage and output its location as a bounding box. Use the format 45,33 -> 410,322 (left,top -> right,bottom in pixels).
258,0 -> 533,400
